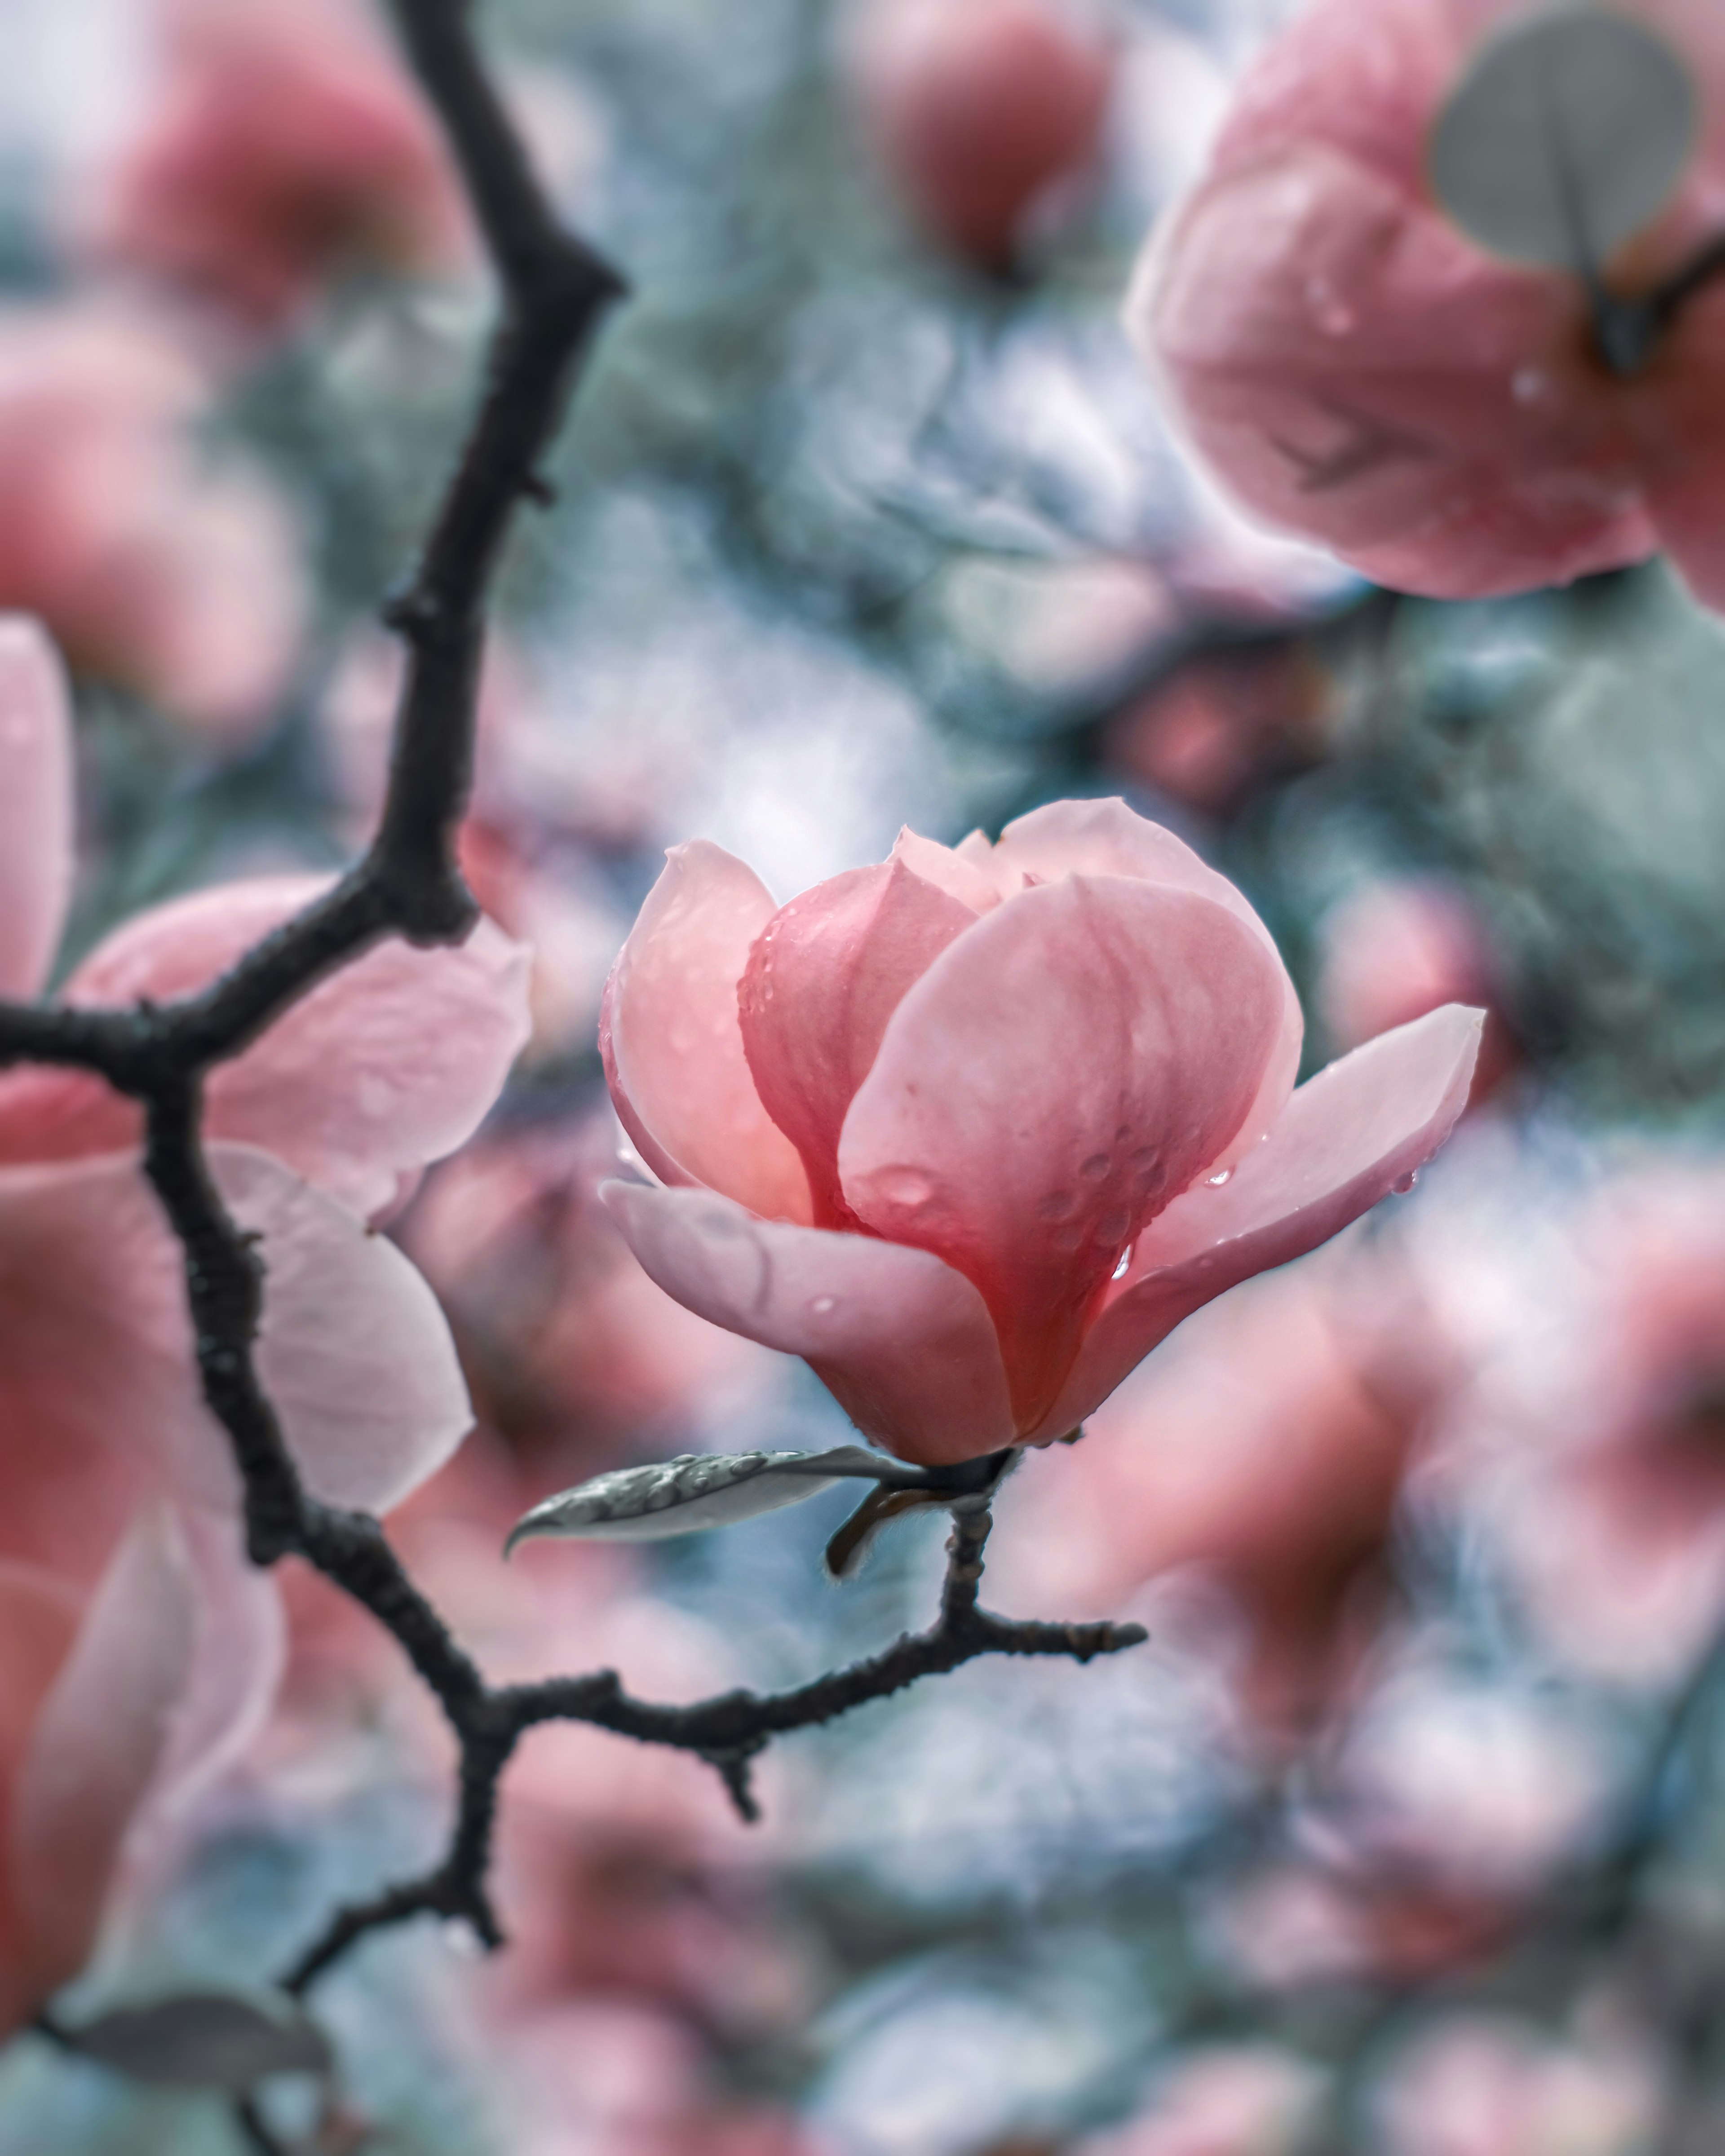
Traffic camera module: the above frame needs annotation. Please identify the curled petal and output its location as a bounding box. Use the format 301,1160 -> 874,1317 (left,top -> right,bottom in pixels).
64,875 -> 530,1217
987,796 -> 1304,1157
1027,1003 -> 1483,1438
602,1179 -> 1016,1466
739,860 -> 974,1225
601,842 -> 811,1224
839,876 -> 1285,1429
0,618 -> 74,1002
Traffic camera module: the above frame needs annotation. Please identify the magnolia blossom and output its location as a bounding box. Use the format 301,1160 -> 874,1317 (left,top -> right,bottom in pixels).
1372,2015 -> 1667,2156
850,0 -> 1115,268
84,0 -> 469,336
599,798 -> 1481,1467
0,308 -> 305,745
0,618 -> 529,2028
1126,0 -> 1725,606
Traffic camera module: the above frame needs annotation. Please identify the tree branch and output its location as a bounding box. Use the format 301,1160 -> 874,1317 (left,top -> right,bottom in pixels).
0,0 -> 1150,2090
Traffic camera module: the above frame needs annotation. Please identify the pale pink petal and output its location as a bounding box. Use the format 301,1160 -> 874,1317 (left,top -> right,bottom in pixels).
838,876 -> 1286,1430
11,1507 -> 198,1995
989,797 -> 1304,1158
889,827 -> 1003,913
64,874 -> 531,1216
601,1179 -> 1015,1466
220,1143 -> 474,1514
0,1144 -> 473,1537
600,842 -> 811,1225
0,1566 -> 80,2033
1027,1004 -> 1483,1438
0,618 -> 74,1001
738,860 -> 975,1226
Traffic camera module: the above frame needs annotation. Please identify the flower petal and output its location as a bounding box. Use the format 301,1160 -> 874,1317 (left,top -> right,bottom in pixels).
0,618 -> 74,1001
63,874 -> 530,1218
889,827 -> 1002,913
0,1144 -> 473,1536
0,1565 -> 80,2033
1027,1003 -> 1483,1438
738,860 -> 975,1226
986,796 -> 1303,1160
602,1179 -> 1015,1466
600,842 -> 812,1224
838,875 -> 1287,1429
10,1507 -> 199,1997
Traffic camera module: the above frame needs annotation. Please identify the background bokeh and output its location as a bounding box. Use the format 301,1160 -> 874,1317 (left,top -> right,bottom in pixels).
6,0 -> 1725,2149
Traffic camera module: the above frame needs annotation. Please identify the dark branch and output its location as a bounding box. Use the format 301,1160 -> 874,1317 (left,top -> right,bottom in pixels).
279,1491 -> 1146,1995
0,0 -> 1148,2113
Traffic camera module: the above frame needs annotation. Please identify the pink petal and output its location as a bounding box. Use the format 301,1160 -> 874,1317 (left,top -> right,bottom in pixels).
0,1144 -> 473,1537
601,1179 -> 1015,1466
738,860 -> 975,1226
1027,1003 -> 1483,1438
987,797 -> 1304,1159
0,618 -> 74,1002
11,1507 -> 199,1996
62,874 -> 531,1217
889,827 -> 1002,913
0,1565 -> 80,2033
222,1143 -> 475,1514
837,875 -> 1287,1430
600,842 -> 811,1224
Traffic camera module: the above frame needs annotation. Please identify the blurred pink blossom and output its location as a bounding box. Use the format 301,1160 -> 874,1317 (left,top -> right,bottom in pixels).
850,0 -> 1116,269
990,1255 -> 1451,1731
1373,2014 -> 1667,2156
0,617 -> 529,2025
1316,878 -> 1518,1103
1125,0 -> 1725,607
402,1112 -> 774,1484
0,306 -> 305,745
1105,644 -> 1329,817
1480,1167 -> 1725,1680
600,798 -> 1480,1467
1075,2047 -> 1325,2156
84,0 -> 470,336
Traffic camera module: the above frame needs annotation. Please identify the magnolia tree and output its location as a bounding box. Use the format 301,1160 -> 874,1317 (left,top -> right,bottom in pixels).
7,0 -> 1725,2150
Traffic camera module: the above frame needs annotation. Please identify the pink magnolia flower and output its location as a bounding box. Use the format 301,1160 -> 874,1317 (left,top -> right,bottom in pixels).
84,0 -> 470,336
0,306 -> 305,747
1125,0 -> 1725,606
599,798 -> 1481,1467
0,616 -> 529,2028
850,0 -> 1116,269
1372,2015 -> 1667,2156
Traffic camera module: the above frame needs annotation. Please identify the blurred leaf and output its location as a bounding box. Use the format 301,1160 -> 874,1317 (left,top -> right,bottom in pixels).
63,1992 -> 331,2092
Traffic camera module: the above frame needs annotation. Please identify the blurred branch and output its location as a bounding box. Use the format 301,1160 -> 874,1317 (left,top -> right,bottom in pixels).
281,1486 -> 1146,1995
0,0 -> 1149,2103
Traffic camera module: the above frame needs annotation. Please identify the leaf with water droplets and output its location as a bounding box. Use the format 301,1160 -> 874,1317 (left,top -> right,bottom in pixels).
1429,4 -> 1697,269
504,1445 -> 910,1552
62,1992 -> 331,2091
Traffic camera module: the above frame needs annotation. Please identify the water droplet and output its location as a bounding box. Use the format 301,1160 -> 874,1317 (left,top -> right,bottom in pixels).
1038,1189 -> 1076,1223
809,1294 -> 837,1315
1111,1244 -> 1135,1282
1512,365 -> 1549,404
877,1166 -> 936,1209
1207,1166 -> 1234,1188
1393,1169 -> 1419,1195
1080,1153 -> 1111,1180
